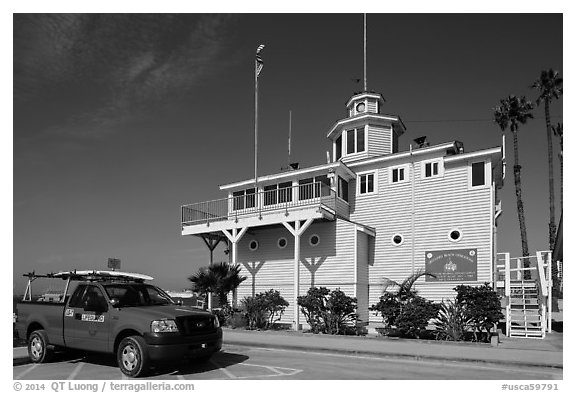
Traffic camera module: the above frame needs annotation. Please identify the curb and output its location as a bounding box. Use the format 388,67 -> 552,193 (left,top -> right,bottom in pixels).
13,357 -> 30,366
224,339 -> 564,370
13,347 -> 30,366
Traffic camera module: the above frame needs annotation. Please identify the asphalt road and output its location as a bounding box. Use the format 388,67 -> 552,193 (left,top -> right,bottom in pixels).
13,344 -> 562,380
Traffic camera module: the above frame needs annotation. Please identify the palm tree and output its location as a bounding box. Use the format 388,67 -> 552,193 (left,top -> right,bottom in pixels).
552,122 -> 563,209
380,269 -> 437,301
532,69 -> 563,251
494,95 -> 534,272
188,262 -> 247,309
551,122 -> 563,302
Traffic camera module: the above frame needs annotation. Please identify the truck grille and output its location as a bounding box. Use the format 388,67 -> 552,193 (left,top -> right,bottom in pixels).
176,316 -> 216,336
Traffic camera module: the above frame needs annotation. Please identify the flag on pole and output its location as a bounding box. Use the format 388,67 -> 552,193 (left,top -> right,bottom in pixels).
256,44 -> 265,77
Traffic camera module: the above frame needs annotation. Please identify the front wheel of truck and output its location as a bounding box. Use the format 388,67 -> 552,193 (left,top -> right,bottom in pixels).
28,330 -> 53,363
117,336 -> 150,378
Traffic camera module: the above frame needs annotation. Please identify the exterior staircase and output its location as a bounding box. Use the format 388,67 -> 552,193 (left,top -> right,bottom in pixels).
496,251 -> 552,339
508,280 -> 545,338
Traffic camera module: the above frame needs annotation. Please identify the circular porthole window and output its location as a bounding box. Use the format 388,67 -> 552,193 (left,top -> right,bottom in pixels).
392,234 -> 404,246
248,240 -> 259,251
448,229 -> 462,242
278,237 -> 287,249
309,234 -> 320,247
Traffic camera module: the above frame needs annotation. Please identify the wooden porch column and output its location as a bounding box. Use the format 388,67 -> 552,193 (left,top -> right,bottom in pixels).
222,227 -> 248,263
222,227 -> 249,308
200,234 -> 222,310
283,218 -> 314,331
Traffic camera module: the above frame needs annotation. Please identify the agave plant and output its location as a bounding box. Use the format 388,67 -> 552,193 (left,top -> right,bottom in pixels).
433,299 -> 473,341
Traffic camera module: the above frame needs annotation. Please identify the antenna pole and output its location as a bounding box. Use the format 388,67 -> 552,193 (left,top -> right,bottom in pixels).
288,110 -> 292,166
364,13 -> 367,92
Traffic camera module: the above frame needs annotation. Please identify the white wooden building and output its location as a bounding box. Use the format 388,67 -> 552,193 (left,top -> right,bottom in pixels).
181,91 -> 505,329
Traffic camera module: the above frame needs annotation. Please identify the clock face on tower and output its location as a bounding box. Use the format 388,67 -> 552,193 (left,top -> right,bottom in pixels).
356,102 -> 365,113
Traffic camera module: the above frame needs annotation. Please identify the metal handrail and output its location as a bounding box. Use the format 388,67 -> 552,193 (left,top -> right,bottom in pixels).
181,182 -> 337,226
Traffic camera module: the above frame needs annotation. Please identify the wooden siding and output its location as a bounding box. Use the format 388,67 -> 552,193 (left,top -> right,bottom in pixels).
349,154 -> 495,323
356,230 -> 370,325
335,197 -> 350,218
367,125 -> 392,158
235,219 -> 357,325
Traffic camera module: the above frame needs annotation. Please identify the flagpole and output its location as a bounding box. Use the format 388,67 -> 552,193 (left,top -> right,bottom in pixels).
254,44 -> 265,191
255,56 -> 259,190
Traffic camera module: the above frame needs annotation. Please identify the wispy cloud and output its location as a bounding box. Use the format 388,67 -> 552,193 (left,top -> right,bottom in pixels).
14,14 -> 238,140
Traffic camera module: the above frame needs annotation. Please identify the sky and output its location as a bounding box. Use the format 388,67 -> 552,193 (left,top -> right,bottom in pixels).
11,12 -> 564,294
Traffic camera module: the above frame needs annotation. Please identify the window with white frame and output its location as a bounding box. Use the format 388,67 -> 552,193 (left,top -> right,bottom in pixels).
232,188 -> 256,210
422,160 -> 443,179
358,172 -> 376,195
390,165 -> 409,184
345,128 -> 366,155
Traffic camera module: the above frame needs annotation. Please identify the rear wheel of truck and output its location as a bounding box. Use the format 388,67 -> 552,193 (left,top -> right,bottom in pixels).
117,336 -> 150,378
28,330 -> 53,363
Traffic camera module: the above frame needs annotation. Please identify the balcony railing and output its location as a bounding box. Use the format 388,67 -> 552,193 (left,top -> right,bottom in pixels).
182,182 -> 337,226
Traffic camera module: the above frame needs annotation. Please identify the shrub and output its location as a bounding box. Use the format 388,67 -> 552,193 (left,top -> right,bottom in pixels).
455,283 -> 503,342
370,270 -> 437,336
369,292 -> 402,329
297,287 -> 330,333
297,287 -> 358,335
394,296 -> 440,338
227,312 -> 248,329
433,299 -> 472,341
241,289 -> 289,330
242,295 -> 268,329
213,304 -> 235,327
324,289 -> 358,335
261,289 -> 290,327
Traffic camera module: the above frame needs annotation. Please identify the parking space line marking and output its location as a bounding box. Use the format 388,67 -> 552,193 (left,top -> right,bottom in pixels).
210,359 -> 236,379
239,363 -> 302,376
14,364 -> 39,380
67,362 -> 85,380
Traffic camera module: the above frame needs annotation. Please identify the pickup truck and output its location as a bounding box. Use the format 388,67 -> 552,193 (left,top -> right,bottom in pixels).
15,271 -> 222,377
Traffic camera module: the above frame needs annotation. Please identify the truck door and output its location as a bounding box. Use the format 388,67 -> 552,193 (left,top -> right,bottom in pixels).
63,284 -> 110,352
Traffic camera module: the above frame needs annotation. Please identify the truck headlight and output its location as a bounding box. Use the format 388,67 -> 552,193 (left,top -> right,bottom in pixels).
151,319 -> 179,333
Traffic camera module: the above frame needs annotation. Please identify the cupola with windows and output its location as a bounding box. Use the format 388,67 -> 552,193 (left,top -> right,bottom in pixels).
326,91 -> 406,164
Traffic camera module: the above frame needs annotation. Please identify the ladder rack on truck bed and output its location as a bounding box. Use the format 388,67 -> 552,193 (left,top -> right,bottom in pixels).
22,270 -> 154,302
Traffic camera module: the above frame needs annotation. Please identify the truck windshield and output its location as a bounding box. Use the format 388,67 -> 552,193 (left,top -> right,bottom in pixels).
103,284 -> 175,307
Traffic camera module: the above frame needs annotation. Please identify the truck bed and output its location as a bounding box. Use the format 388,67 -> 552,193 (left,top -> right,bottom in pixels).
16,301 -> 67,347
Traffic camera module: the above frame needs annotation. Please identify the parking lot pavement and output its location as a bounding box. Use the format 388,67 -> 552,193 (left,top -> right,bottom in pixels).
13,344 -> 562,380
13,346 -> 303,380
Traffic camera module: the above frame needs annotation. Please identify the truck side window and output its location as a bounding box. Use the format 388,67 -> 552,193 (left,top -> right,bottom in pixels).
68,285 -> 87,308
82,286 -> 108,311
